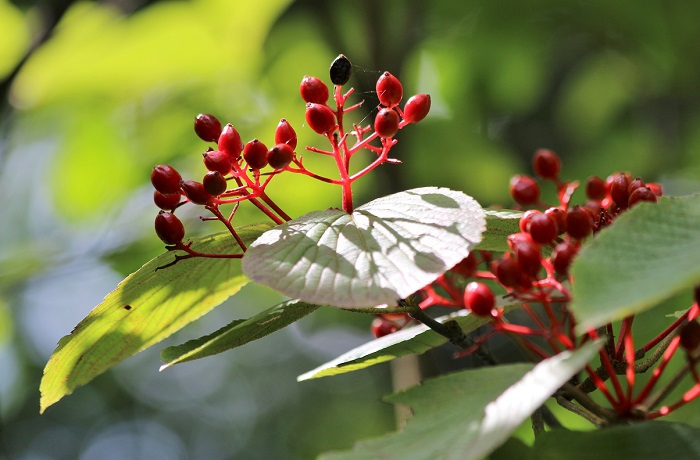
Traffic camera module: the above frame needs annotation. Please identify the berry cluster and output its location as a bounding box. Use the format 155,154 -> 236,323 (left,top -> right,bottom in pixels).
375,149 -> 700,424
150,55 -> 430,267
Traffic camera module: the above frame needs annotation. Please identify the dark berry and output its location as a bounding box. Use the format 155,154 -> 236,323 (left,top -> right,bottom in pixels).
153,190 -> 181,211
218,123 -> 243,158
151,165 -> 182,194
374,108 -> 400,138
545,207 -> 567,234
552,241 -> 578,275
155,211 -> 185,245
452,252 -> 478,278
194,113 -> 222,142
492,257 -> 529,291
464,282 -> 496,316
510,175 -> 540,206
202,150 -> 232,175
305,102 -> 336,134
680,320 -> 700,356
329,54 -> 352,86
610,173 -> 631,208
628,187 -> 658,207
511,237 -> 542,278
181,180 -> 214,205
274,118 -> 297,150
300,76 -> 329,104
371,317 -> 398,338
532,149 -> 561,180
267,143 -> 294,170
376,71 -> 403,108
243,139 -> 269,170
519,210 -> 541,233
203,171 -> 227,196
403,94 -> 431,123
528,213 -> 557,244
628,177 -> 646,195
585,176 -> 607,201
566,205 -> 594,239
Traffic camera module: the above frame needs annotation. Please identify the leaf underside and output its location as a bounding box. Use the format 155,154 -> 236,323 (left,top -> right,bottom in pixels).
40,223 -> 273,413
242,187 -> 487,308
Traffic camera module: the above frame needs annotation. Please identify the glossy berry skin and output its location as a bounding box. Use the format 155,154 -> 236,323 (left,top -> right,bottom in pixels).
610,173 -> 631,208
552,241 -> 578,275
218,123 -> 243,158
628,187 -> 658,207
243,139 -> 269,170
403,94 -> 431,123
464,282 -> 495,317
275,118 -> 297,150
202,150 -> 232,175
532,149 -> 561,180
153,190 -> 181,211
155,211 -> 185,245
519,210 -> 541,233
545,207 -> 567,234
267,143 -> 294,170
492,257 -> 529,291
510,175 -> 540,206
300,76 -> 329,104
376,72 -> 403,108
628,177 -> 645,195
305,103 -> 336,135
566,206 -> 594,239
329,54 -> 352,85
528,213 -> 557,244
194,113 -> 222,142
203,171 -> 227,196
151,165 -> 182,194
371,317 -> 399,338
585,176 -> 607,201
181,180 -> 214,205
512,238 -> 542,278
374,108 -> 400,138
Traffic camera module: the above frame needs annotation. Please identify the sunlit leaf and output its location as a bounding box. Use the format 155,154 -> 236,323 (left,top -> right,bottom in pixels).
571,195 -> 700,333
320,341 -> 601,460
40,223 -> 272,413
160,299 -> 320,369
243,187 -> 486,308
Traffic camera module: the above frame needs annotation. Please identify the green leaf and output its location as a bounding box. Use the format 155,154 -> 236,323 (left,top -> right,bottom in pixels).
40,223 -> 273,413
320,341 -> 601,460
160,299 -> 320,369
298,304 -> 518,381
570,195 -> 700,332
243,187 -> 486,308
478,209 -> 523,252
533,421 -> 700,460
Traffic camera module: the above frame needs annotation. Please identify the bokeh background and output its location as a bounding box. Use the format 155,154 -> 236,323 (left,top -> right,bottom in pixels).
2,0 -> 700,458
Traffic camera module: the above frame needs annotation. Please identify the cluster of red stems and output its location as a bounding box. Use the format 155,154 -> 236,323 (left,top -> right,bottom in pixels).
149,55 -> 430,267
373,149 -> 700,423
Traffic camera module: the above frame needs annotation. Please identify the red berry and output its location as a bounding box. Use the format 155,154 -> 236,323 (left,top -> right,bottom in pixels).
680,320 -> 700,356
566,205 -> 594,239
275,118 -> 297,150
376,71 -> 403,108
218,123 -> 243,158
628,187 -> 658,207
647,182 -> 663,197
552,241 -> 578,275
519,210 -> 541,233
545,207 -> 567,234
610,173 -> 631,209
464,282 -> 496,316
491,257 -> 530,291
510,237 -> 542,278
510,175 -> 540,206
202,150 -> 232,175
243,139 -> 269,170
374,108 -> 400,138
155,211 -> 185,245
528,213 -> 558,244
585,176 -> 607,201
329,54 -> 352,86
151,165 -> 182,194
371,317 -> 398,338
305,102 -> 336,134
194,113 -> 222,142
203,171 -> 227,196
153,190 -> 181,211
267,143 -> 294,170
452,252 -> 478,278
181,180 -> 214,205
300,76 -> 329,104
403,94 -> 431,123
628,177 -> 645,195
532,149 -> 561,180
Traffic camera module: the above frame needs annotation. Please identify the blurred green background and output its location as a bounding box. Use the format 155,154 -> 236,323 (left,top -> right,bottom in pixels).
2,0 -> 700,458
